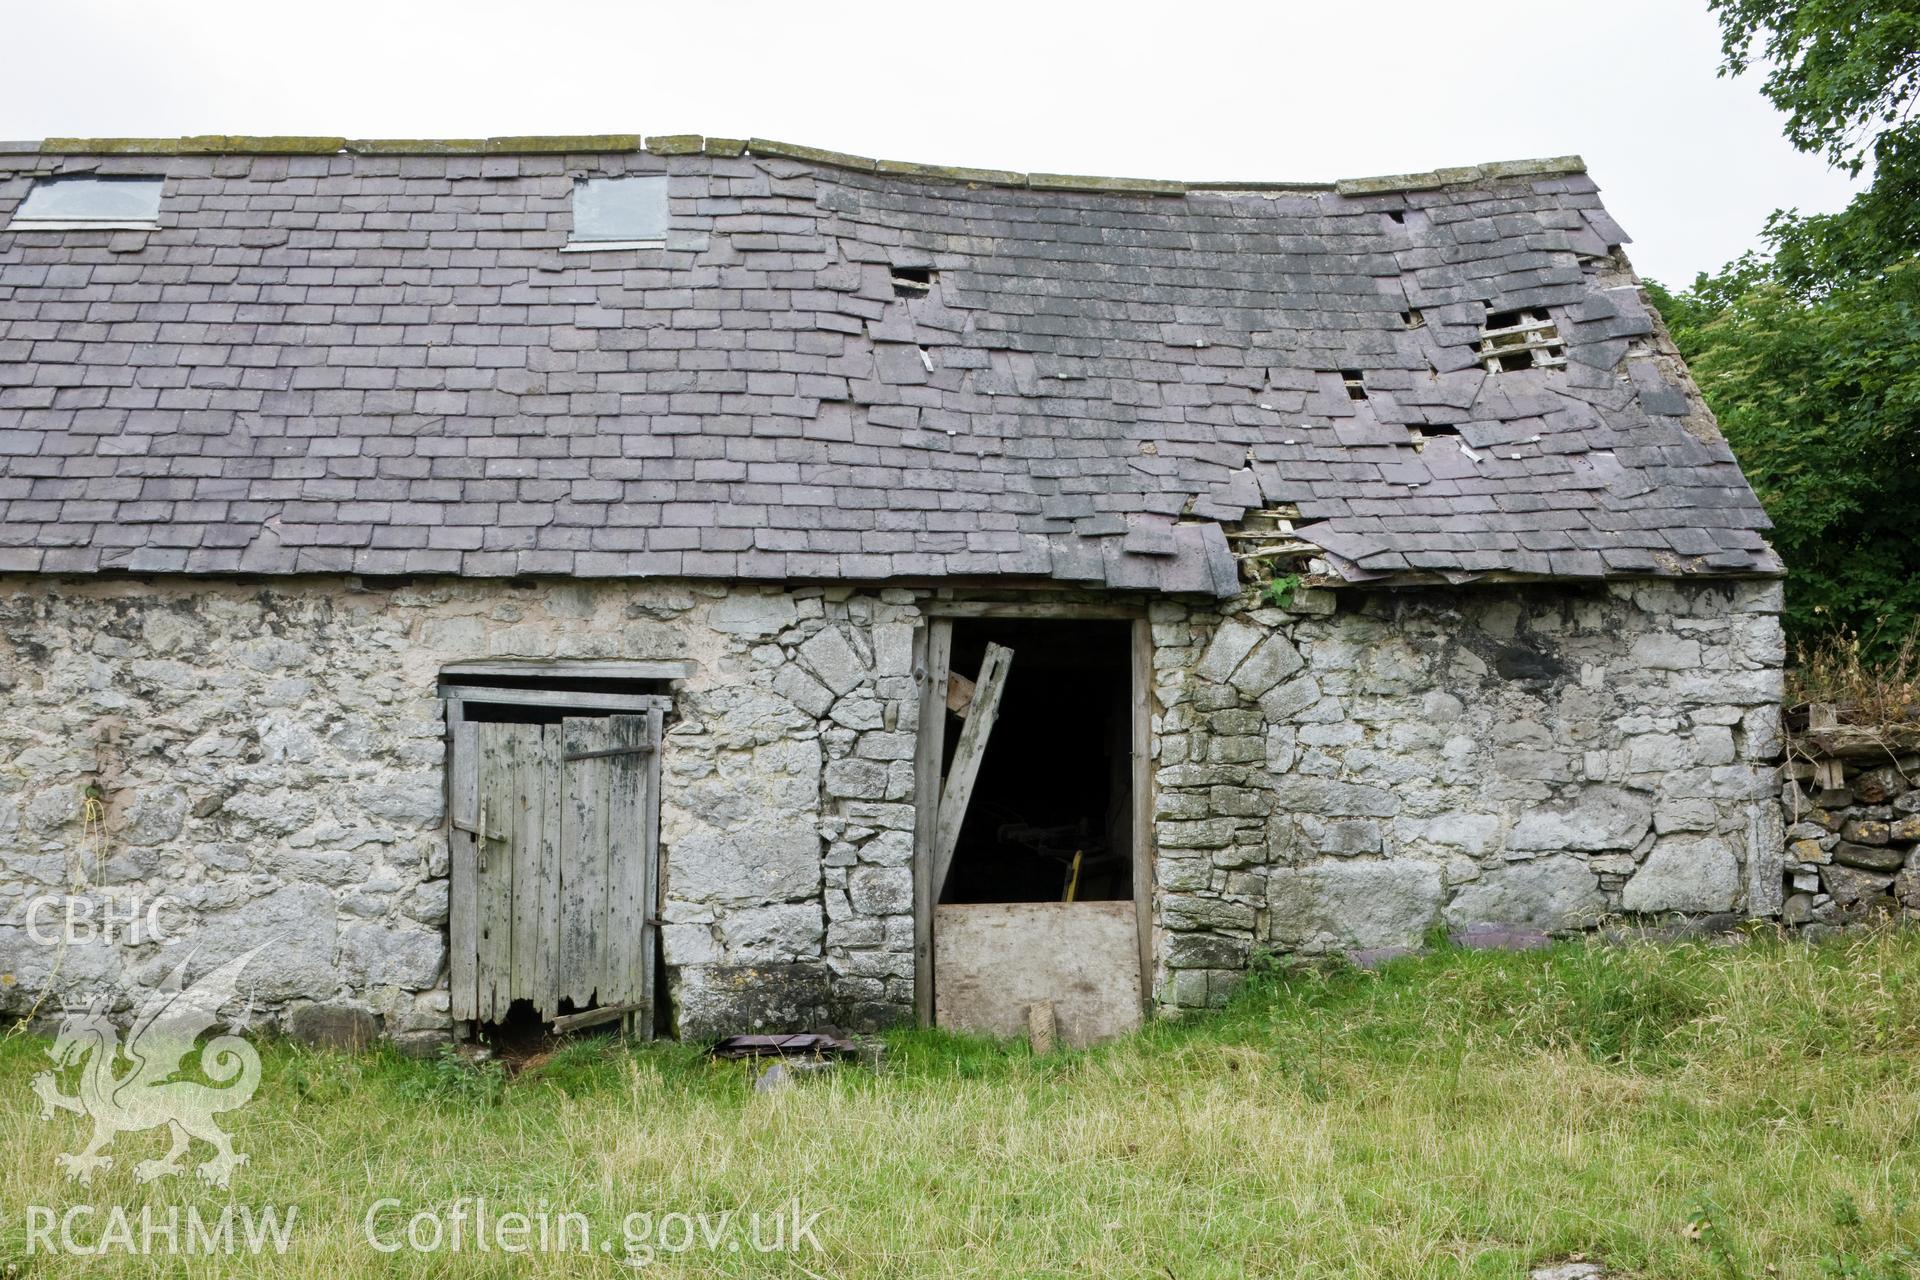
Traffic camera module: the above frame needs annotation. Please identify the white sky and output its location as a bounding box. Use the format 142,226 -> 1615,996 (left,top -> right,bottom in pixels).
1,0 -> 1862,285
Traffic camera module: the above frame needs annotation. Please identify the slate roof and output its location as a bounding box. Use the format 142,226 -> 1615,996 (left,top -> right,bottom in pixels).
0,135 -> 1780,594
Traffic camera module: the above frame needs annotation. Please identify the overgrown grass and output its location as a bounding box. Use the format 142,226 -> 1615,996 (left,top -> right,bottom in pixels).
3,932 -> 1920,1277
1789,623 -> 1920,726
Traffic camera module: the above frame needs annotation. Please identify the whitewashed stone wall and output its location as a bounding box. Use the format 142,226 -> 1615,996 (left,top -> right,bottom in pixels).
0,575 -> 922,1045
1151,578 -> 1786,1009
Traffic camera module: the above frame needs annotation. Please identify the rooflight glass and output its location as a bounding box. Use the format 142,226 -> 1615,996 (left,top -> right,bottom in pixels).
15,176 -> 164,223
571,176 -> 667,242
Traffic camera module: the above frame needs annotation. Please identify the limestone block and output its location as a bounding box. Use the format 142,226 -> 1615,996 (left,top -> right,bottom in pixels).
847,865 -> 911,916
1265,724 -> 1298,773
825,758 -> 889,800
339,921 -> 446,989
669,823 -> 821,906
1832,841 -> 1903,871
718,903 -> 825,962
1509,789 -> 1651,852
1269,776 -> 1399,818
1195,619 -> 1264,684
287,1002 -> 378,1051
197,883 -> 340,1000
1446,854 -> 1605,929
1268,858 -> 1444,950
1228,635 -> 1304,699
1409,812 -> 1503,854
1294,816 -> 1382,856
1621,837 -> 1741,913
1629,634 -> 1701,670
709,593 -> 799,639
771,663 -> 834,717
829,696 -> 885,731
1821,862 -> 1895,904
1258,674 -> 1321,722
1842,819 -> 1891,846
797,625 -> 871,695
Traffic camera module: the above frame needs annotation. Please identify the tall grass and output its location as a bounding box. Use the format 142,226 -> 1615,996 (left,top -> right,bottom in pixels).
1789,624 -> 1920,726
1,931 -> 1918,1277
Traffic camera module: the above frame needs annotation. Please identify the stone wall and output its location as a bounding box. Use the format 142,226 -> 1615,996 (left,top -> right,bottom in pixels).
1780,754 -> 1920,926
1149,578 -> 1786,1009
0,572 -> 1790,1041
0,575 -> 923,1046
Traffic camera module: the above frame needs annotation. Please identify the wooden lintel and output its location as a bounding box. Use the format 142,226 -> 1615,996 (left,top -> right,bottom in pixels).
441,658 -> 694,681
930,642 -> 1015,900
922,601 -> 1145,620
435,684 -> 673,714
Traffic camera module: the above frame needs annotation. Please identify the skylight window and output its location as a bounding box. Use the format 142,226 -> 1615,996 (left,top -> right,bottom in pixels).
12,176 -> 163,228
564,175 -> 668,250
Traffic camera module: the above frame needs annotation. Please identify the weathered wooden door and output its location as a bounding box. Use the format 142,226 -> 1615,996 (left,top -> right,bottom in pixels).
448,711 -> 661,1030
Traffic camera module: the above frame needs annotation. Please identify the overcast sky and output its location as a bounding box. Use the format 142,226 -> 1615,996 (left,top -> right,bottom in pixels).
2,0 -> 1861,285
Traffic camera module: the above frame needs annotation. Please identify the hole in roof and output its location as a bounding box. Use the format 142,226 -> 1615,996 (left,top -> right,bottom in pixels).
1475,306 -> 1565,374
891,266 -> 934,298
1401,308 -> 1425,329
569,175 -> 668,243
13,176 -> 163,225
1384,210 -> 1405,225
1340,370 -> 1367,401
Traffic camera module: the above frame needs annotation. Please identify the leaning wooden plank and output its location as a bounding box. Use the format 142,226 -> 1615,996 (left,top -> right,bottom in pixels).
604,715 -> 651,1009
930,641 -> 1015,900
447,708 -> 480,1022
551,1001 -> 648,1033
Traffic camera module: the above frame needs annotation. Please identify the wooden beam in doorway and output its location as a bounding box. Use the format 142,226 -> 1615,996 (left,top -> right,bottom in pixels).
912,620 -> 952,1028
930,641 -> 1015,901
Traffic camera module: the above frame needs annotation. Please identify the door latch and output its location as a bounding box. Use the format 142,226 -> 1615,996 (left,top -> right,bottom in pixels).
452,801 -> 506,872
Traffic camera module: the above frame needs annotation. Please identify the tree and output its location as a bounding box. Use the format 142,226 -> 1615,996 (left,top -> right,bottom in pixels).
1647,2 -> 1920,655
1710,0 -> 1920,291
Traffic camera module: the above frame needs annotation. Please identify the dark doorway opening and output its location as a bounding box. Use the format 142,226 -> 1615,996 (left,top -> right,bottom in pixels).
938,618 -> 1133,905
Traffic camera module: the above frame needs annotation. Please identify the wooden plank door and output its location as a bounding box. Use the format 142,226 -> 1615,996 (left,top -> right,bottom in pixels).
556,713 -> 659,1023
448,711 -> 660,1031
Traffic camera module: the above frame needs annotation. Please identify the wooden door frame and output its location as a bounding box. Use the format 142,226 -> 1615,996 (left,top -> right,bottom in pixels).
443,688 -> 670,1033
912,604 -> 1155,1027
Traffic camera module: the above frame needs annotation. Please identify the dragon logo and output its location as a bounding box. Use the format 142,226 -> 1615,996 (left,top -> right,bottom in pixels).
31,946 -> 265,1188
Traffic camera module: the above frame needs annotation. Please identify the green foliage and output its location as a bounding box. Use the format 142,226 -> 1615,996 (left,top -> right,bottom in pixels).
391,1045 -> 508,1108
1263,572 -> 1301,609
1649,3 -> 1920,654
1650,262 -> 1920,647
1710,0 -> 1920,291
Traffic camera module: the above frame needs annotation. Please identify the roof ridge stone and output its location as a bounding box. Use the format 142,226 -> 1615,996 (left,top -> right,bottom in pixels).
14,134 -> 1587,194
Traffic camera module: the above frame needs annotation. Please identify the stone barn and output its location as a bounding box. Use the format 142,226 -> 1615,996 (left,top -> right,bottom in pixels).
0,135 -> 1785,1049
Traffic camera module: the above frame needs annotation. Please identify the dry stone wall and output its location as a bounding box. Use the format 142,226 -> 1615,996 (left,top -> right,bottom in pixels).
1150,578 -> 1786,1009
1780,754 -> 1920,926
